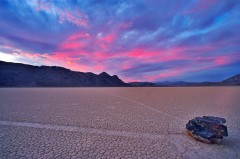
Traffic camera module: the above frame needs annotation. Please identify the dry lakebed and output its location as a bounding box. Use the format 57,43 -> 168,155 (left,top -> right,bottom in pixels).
0,87 -> 239,159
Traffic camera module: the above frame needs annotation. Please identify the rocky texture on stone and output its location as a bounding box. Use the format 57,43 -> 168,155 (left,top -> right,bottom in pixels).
186,116 -> 228,144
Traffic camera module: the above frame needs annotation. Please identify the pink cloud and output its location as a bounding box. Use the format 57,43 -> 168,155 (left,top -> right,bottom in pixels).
213,54 -> 240,67
35,0 -> 51,11
214,57 -> 229,66
92,65 -> 106,72
145,69 -> 184,82
67,33 -> 90,41
56,32 -> 91,55
127,48 -> 151,58
60,41 -> 85,50
143,54 -> 239,82
15,50 -> 89,72
104,34 -> 116,43
121,47 -> 239,82
96,33 -> 117,49
1,44 -> 90,72
183,0 -> 217,14
125,47 -> 184,63
93,51 -> 122,62
122,76 -> 140,82
1,44 -> 13,50
59,10 -> 89,27
34,2 -> 89,27
120,61 -> 133,70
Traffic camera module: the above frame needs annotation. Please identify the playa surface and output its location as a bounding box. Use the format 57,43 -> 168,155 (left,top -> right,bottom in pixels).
0,87 -> 239,159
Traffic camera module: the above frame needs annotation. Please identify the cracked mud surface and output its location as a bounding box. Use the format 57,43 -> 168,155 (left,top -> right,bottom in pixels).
0,87 -> 239,158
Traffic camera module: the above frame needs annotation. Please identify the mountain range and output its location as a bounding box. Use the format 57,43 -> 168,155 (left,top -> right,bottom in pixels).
129,75 -> 240,87
0,61 -> 239,87
0,61 -> 127,87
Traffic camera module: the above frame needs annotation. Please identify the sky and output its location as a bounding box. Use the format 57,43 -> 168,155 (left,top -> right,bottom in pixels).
0,0 -> 240,82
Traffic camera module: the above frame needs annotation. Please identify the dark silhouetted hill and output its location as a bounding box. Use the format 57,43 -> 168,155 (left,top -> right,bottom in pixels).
0,61 -> 128,87
222,74 -> 240,85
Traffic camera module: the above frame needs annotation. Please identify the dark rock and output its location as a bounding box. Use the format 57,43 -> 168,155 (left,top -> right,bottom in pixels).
202,116 -> 226,124
186,116 -> 228,144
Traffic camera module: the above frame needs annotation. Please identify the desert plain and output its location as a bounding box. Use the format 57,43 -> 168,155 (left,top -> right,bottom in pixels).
0,87 -> 239,159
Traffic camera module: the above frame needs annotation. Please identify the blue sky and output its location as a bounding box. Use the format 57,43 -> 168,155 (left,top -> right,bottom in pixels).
0,0 -> 240,82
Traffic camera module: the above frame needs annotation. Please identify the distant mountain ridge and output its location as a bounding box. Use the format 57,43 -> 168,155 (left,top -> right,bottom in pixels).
0,61 -> 127,87
0,61 -> 239,87
128,82 -> 156,87
128,75 -> 240,87
223,74 -> 240,84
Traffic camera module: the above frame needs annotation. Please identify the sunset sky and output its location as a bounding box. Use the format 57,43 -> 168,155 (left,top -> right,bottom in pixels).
0,0 -> 240,82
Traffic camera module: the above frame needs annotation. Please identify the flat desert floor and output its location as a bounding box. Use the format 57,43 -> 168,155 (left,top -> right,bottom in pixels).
0,87 -> 239,159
